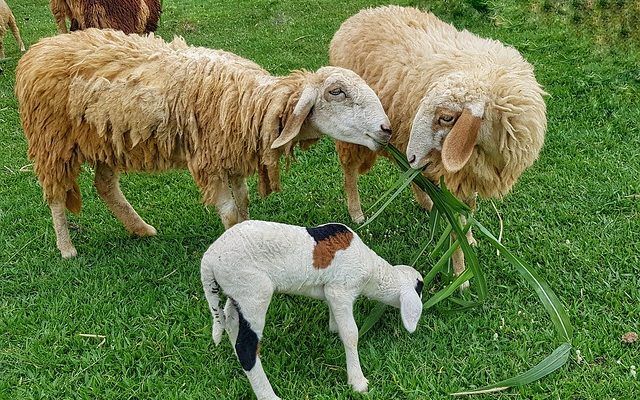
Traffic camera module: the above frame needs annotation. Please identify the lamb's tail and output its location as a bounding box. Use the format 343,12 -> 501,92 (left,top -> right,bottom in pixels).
201,264 -> 225,345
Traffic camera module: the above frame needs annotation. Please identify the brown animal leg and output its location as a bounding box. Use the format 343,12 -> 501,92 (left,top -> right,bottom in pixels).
49,198 -> 77,258
210,176 -> 239,229
7,11 -> 25,51
336,141 -> 377,224
411,183 -> 433,211
94,162 -> 156,237
49,0 -> 69,33
230,175 -> 249,222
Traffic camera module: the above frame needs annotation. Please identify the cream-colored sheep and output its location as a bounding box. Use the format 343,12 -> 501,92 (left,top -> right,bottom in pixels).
16,28 -> 391,258
0,0 -> 25,59
49,0 -> 161,34
330,5 -> 546,283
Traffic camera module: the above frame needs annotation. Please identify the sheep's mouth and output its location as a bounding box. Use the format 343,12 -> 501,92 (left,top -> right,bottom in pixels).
367,133 -> 391,147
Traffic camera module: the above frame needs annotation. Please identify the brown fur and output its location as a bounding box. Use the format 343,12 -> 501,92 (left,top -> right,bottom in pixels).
0,0 -> 25,58
15,29 -> 338,257
312,231 -> 354,269
49,0 -> 161,34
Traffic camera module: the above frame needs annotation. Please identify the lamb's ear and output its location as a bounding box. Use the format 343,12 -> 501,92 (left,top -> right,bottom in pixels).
271,86 -> 318,149
400,287 -> 423,333
441,108 -> 482,173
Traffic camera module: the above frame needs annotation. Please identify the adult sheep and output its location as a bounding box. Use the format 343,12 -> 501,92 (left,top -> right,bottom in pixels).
16,28 -> 391,258
49,0 -> 161,34
330,5 -> 546,284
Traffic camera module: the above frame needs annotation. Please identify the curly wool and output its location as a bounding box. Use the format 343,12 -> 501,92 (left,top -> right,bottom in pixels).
16,28 -> 314,212
330,5 -> 547,199
49,0 -> 161,34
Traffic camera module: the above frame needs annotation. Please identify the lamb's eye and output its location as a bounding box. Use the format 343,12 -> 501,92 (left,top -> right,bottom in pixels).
329,88 -> 344,96
439,115 -> 455,124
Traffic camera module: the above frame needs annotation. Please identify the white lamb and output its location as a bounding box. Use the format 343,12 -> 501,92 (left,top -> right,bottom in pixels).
15,28 -> 391,258
330,6 -> 547,284
200,220 -> 424,400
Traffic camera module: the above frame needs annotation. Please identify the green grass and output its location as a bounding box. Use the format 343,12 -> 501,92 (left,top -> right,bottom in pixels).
1,0 -> 639,399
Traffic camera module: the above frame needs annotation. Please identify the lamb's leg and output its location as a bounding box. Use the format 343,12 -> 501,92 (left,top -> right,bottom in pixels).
229,175 -> 249,222
208,176 -> 240,229
324,287 -> 368,393
328,307 -> 338,333
49,198 -> 77,258
0,27 -> 5,59
411,183 -> 433,211
226,285 -> 279,400
94,162 -> 156,237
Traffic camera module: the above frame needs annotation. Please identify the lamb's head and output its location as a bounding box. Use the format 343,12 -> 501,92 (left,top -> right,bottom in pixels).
405,66 -> 546,198
271,66 -> 391,151
373,265 -> 424,333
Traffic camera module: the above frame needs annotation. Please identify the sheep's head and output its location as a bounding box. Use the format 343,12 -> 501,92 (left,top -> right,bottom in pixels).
405,68 -> 546,198
406,72 -> 487,172
271,66 -> 391,151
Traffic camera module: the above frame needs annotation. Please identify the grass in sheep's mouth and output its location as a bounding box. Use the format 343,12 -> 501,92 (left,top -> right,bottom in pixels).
358,144 -> 573,395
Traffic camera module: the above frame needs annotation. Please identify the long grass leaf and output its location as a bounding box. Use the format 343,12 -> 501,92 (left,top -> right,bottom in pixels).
359,302 -> 387,337
471,218 -> 573,342
359,168 -> 421,230
450,342 -> 572,395
424,268 -> 474,309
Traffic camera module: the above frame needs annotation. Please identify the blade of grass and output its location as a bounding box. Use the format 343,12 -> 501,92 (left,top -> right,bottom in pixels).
471,217 -> 573,342
359,168 -> 421,230
424,268 -> 474,309
359,302 -> 388,337
450,342 -> 572,396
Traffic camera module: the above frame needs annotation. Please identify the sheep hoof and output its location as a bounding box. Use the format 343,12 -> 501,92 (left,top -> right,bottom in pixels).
459,280 -> 470,291
132,224 -> 157,237
350,377 -> 369,393
59,246 -> 78,259
350,212 -> 365,224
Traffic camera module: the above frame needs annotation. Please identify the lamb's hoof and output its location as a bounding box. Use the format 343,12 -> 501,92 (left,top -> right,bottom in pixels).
59,245 -> 78,259
350,377 -> 369,393
132,223 -> 157,237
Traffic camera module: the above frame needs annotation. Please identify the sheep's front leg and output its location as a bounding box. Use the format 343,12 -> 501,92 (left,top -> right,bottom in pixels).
229,175 -> 249,222
325,286 -> 368,393
94,162 -> 156,237
411,183 -> 433,211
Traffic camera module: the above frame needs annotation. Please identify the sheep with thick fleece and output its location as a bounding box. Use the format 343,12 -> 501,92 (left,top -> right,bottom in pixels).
330,5 -> 546,282
15,29 -> 391,258
49,0 -> 161,34
0,0 -> 25,58
201,220 -> 424,399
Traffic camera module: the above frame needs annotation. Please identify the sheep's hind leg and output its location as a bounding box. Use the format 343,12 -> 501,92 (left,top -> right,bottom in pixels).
226,284 -> 279,400
49,198 -> 77,258
94,162 -> 156,237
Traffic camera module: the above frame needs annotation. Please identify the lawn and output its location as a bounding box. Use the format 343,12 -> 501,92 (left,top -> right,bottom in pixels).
1,0 -> 638,399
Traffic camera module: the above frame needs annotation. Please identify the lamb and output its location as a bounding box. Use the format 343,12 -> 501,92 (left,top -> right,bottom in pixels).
0,0 -> 25,59
49,0 -> 161,34
329,5 -> 546,283
15,28 -> 391,258
201,220 -> 424,399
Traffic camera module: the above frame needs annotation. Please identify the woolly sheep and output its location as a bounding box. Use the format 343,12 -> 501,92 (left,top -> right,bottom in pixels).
49,0 -> 161,34
201,220 -> 424,399
15,29 -> 392,258
330,5 -> 546,282
0,0 -> 25,59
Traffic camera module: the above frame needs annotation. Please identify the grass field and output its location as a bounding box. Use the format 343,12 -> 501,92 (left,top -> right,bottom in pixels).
1,0 -> 638,399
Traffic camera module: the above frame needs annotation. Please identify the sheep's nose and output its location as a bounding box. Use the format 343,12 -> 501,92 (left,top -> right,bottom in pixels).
381,123 -> 392,135
408,154 -> 416,164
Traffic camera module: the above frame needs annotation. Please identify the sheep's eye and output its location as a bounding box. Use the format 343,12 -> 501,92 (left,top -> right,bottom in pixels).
329,88 -> 344,96
439,115 -> 455,124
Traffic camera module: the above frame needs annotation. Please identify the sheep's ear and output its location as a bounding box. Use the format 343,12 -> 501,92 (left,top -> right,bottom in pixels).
441,108 -> 482,173
400,287 -> 423,333
271,86 -> 318,149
